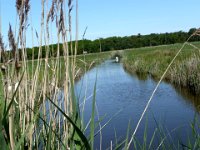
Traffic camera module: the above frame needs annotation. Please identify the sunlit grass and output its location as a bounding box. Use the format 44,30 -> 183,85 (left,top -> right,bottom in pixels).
123,42 -> 200,95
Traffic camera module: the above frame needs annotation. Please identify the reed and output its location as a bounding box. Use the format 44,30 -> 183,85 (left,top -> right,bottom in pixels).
123,41 -> 200,95
123,31 -> 200,149
0,0 -> 107,149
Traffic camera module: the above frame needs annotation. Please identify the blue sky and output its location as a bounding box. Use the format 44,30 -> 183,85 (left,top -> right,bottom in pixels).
1,0 -> 200,47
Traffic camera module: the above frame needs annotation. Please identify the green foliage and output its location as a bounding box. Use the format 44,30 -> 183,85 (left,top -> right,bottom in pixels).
123,42 -> 200,95
90,73 -> 97,149
3,28 -> 197,62
48,98 -> 91,149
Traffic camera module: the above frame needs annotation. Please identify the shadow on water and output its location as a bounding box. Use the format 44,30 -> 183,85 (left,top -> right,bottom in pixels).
172,85 -> 200,113
123,69 -> 148,81
123,63 -> 200,114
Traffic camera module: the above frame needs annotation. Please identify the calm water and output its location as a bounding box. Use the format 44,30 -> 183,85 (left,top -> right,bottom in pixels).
75,60 -> 200,149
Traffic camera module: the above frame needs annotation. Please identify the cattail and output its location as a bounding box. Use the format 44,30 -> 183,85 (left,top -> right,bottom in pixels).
16,0 -> 30,27
8,24 -> 21,72
21,12 -> 25,28
68,0 -> 73,14
59,4 -> 65,34
24,0 -> 30,17
68,0 -> 73,35
16,0 -> 22,15
8,24 -> 16,60
68,0 -> 72,8
47,0 -> 56,39
69,5 -> 73,14
35,30 -> 39,39
47,0 -> 56,23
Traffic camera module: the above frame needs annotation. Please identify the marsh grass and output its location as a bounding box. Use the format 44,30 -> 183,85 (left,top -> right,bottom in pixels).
0,0 -> 113,149
124,31 -> 200,149
123,41 -> 200,95
0,0 -> 111,149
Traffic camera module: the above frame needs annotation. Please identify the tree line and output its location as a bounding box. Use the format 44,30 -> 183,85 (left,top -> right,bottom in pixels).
1,28 -> 200,61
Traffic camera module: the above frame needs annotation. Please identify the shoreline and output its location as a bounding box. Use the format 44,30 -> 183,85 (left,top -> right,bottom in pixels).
122,42 -> 200,95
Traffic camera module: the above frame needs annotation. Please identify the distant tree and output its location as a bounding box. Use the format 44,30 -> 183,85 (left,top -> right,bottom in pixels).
188,28 -> 197,36
20,27 -> 200,60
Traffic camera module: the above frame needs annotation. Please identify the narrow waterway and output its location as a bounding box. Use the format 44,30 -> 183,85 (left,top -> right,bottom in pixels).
75,60 -> 200,149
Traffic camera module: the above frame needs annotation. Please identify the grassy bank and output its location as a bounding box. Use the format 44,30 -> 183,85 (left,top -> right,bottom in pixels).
30,51 -> 111,82
123,42 -> 200,95
0,52 -> 110,87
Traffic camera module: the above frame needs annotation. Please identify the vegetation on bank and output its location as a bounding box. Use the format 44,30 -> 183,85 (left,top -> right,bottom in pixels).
0,0 -> 112,149
123,41 -> 200,95
0,51 -> 110,92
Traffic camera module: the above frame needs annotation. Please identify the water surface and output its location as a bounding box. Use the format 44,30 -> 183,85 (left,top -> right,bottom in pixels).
75,60 -> 200,149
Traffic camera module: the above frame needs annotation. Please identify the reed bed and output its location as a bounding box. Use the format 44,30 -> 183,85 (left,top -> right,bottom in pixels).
0,0 -> 111,149
123,32 -> 200,149
123,41 -> 200,95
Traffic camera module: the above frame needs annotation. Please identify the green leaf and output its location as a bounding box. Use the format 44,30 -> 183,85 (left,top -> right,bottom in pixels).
26,104 -> 67,149
124,120 -> 131,150
47,97 -> 91,150
2,72 -> 24,122
90,72 -> 97,149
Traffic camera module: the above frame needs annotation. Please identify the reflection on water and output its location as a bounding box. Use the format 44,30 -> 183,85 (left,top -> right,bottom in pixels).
124,68 -> 200,114
75,60 -> 200,149
173,86 -> 200,113
123,68 -> 148,81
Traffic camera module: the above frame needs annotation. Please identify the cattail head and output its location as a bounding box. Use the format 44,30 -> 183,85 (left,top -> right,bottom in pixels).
16,0 -> 22,14
35,30 -> 39,39
8,24 -> 21,72
16,0 -> 30,27
47,0 -> 56,23
68,0 -> 72,8
8,24 -> 16,59
16,0 -> 30,16
59,4 -> 65,34
69,6 -> 73,14
68,0 -> 73,14
25,0 -> 30,17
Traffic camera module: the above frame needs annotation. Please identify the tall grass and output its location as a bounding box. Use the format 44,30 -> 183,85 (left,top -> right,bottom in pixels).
123,30 -> 200,149
0,0 -> 101,149
123,41 -> 200,95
